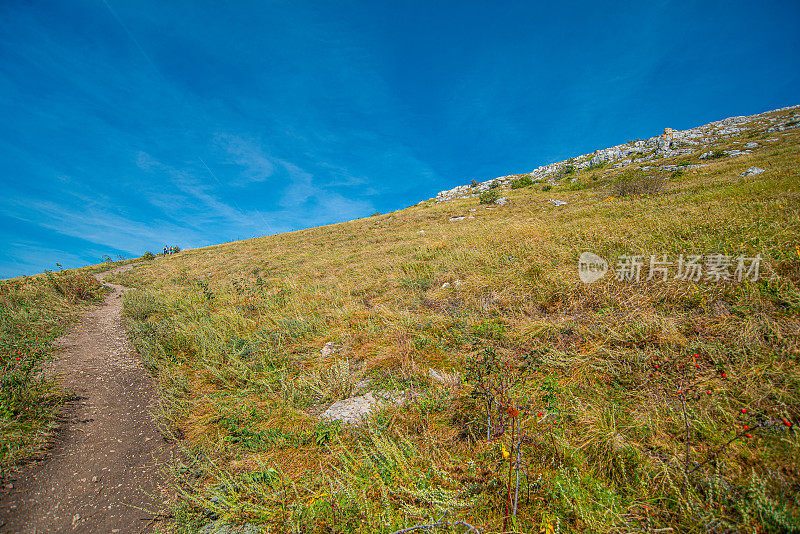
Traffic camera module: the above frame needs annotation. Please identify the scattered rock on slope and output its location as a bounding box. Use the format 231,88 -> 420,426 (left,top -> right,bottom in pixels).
320,391 -> 405,425
741,167 -> 765,176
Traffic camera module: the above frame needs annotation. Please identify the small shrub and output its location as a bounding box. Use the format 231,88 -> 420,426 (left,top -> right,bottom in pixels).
541,185 -> 552,192
490,179 -> 500,189
142,251 -> 156,261
479,189 -> 500,204
511,176 -> 534,189
563,164 -> 575,175
470,179 -> 479,187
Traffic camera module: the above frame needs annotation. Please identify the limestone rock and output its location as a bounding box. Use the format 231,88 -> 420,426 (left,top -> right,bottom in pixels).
740,167 -> 765,176
427,105 -> 797,204
320,391 -> 404,425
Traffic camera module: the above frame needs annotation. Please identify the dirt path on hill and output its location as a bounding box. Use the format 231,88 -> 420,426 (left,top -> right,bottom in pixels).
0,266 -> 175,534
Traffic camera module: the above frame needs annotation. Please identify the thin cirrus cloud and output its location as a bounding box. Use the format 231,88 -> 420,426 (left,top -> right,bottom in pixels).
213,134 -> 276,186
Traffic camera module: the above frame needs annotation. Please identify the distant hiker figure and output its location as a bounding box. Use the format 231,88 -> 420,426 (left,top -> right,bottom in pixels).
163,246 -> 168,255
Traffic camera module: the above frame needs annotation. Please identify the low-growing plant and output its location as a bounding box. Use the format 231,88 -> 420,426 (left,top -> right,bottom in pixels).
479,189 -> 500,204
511,176 -> 533,189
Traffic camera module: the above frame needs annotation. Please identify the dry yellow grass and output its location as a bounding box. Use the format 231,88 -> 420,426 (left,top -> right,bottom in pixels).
111,107 -> 800,533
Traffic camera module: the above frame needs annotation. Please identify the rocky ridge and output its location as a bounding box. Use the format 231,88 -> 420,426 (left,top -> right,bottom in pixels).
433,105 -> 799,203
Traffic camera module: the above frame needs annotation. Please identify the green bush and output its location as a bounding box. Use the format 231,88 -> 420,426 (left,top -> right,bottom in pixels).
142,251 -> 156,261
511,176 -> 534,189
541,184 -> 552,192
479,189 -> 500,204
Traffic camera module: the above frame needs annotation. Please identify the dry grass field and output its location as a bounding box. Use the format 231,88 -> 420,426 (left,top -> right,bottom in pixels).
101,107 -> 800,533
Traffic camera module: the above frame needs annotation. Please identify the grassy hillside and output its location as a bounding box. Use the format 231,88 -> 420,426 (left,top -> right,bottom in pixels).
0,269 -> 106,475
111,107 -> 800,533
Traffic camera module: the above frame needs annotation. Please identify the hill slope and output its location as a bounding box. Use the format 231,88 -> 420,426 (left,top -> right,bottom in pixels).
109,105 -> 800,533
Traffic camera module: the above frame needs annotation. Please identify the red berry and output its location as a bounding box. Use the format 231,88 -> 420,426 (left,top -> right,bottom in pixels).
654,365 -> 659,370
743,425 -> 750,430
741,408 -> 747,414
678,365 -> 684,369
693,353 -> 698,358
695,364 -> 700,368
746,433 -> 753,439
669,433 -> 674,438
15,357 -> 20,361
721,372 -> 727,378
537,412 -> 544,418
706,390 -> 712,395
649,373 -> 653,377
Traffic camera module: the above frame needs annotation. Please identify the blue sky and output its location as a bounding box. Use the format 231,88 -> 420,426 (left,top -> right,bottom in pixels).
1,0 -> 798,278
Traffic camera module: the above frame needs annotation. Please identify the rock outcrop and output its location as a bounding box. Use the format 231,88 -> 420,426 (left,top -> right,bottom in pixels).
432,105 -> 799,203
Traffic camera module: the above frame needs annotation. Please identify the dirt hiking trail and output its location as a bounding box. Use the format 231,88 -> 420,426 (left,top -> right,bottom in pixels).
0,266 -> 175,533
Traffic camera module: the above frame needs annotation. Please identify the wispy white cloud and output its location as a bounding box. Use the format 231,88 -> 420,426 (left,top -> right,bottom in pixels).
214,133 -> 275,185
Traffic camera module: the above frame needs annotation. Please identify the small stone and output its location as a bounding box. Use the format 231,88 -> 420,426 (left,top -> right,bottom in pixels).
449,216 -> 466,222
92,476 -> 98,483
740,166 -> 765,176
320,391 -> 404,425
745,142 -> 758,148
494,197 -> 508,205
550,199 -> 568,206
320,342 -> 336,357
